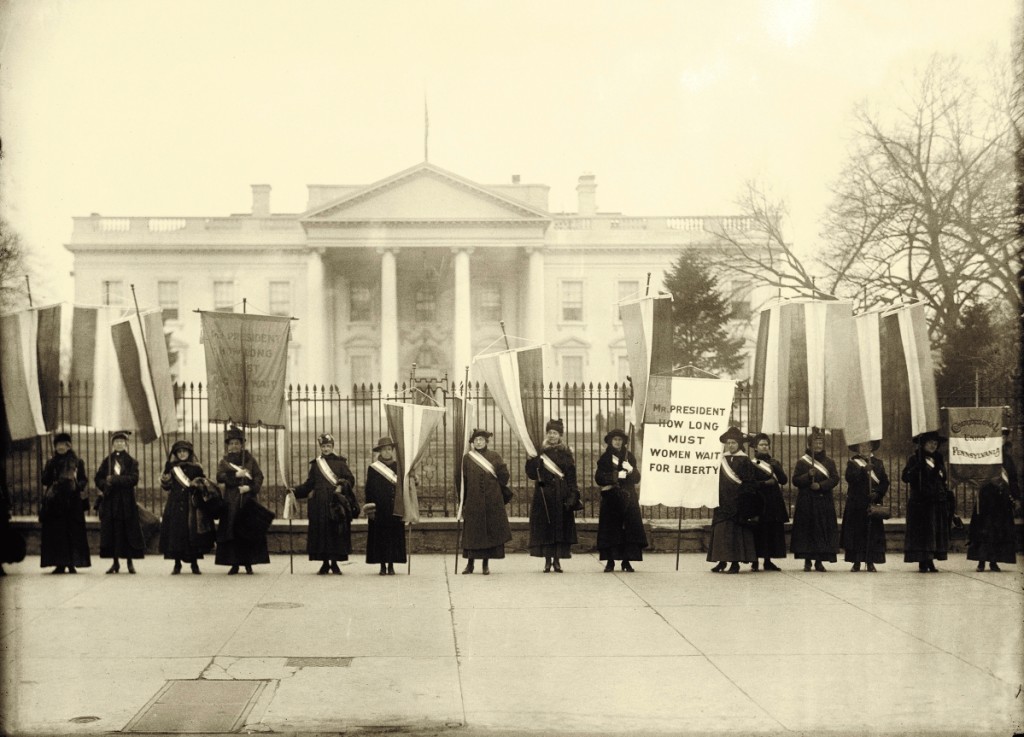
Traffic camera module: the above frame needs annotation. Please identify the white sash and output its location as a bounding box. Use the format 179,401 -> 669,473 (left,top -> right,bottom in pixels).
753,458 -> 777,482
1001,469 -> 1009,485
370,460 -> 398,485
316,456 -> 341,486
172,465 -> 191,488
720,456 -> 743,484
925,457 -> 935,469
228,461 -> 251,479
540,453 -> 566,480
113,460 -> 122,475
801,453 -> 831,478
852,456 -> 881,485
466,450 -> 497,478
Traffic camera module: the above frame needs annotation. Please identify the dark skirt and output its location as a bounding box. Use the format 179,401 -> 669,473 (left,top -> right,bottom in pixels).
463,544 -> 505,560
706,516 -> 757,563
160,487 -> 213,561
903,497 -> 949,562
840,498 -> 887,564
40,491 -> 91,569
366,517 -> 407,564
98,488 -> 145,559
790,489 -> 838,561
753,485 -> 789,558
967,485 -> 1017,564
596,487 -> 648,562
527,482 -> 578,558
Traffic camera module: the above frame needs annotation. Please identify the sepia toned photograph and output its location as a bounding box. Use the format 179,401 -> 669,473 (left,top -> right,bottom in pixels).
0,1 -> 1020,735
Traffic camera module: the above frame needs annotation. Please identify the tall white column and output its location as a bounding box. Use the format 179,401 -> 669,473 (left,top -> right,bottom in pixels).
305,247 -> 327,384
452,247 -> 473,377
378,247 -> 399,392
525,246 -> 546,344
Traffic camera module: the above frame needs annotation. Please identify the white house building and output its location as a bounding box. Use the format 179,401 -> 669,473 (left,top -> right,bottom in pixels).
65,161 -> 764,388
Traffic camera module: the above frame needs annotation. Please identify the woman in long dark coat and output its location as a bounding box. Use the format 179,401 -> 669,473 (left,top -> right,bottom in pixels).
595,428 -> 647,572
215,426 -> 268,574
160,439 -> 215,574
790,429 -> 840,571
748,432 -> 788,571
94,431 -> 145,574
364,437 -> 406,575
39,432 -> 91,573
460,429 -> 513,575
840,440 -> 889,572
292,433 -> 359,575
967,428 -> 1019,572
526,419 -> 580,572
902,431 -> 951,572
708,426 -> 757,574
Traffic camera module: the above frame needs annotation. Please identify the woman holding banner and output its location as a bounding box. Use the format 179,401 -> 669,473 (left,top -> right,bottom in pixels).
292,433 -> 359,575
526,419 -> 580,572
840,440 -> 889,572
364,437 -> 406,575
94,431 -> 145,574
594,428 -> 647,572
460,429 -> 513,575
902,431 -> 951,572
748,433 -> 788,572
790,429 -> 840,572
967,428 -> 1018,572
160,439 -> 216,574
708,426 -> 757,574
215,426 -> 269,574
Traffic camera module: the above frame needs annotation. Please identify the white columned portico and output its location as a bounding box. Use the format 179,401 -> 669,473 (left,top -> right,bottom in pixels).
452,247 -> 473,376
525,246 -> 546,343
378,247 -> 399,392
305,247 -> 327,384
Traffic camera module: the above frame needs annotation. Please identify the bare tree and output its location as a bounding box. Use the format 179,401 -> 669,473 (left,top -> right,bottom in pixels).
821,54 -> 1018,342
0,216 -> 28,312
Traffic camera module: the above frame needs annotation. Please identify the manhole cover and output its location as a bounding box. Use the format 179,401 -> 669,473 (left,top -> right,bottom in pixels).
69,716 -> 101,723
256,601 -> 303,609
123,680 -> 268,733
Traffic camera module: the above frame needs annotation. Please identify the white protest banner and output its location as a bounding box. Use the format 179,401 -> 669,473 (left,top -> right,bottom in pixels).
946,406 -> 1003,481
638,375 -> 736,509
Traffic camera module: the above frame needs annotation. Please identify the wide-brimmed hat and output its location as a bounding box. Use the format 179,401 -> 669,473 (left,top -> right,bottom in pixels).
53,431 -> 72,445
224,425 -> 245,443
372,437 -> 395,452
848,439 -> 881,452
913,430 -> 947,444
719,426 -> 747,445
603,428 -> 629,445
469,429 -> 492,444
109,430 -> 131,443
170,439 -> 194,455
545,418 -> 565,434
317,433 -> 335,446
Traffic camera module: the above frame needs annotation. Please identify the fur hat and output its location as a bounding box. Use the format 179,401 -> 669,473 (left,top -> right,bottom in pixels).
224,425 -> 245,443
469,429 -> 492,444
545,418 -> 565,435
603,428 -> 628,445
372,437 -> 395,452
317,433 -> 335,446
53,431 -> 72,445
719,426 -> 747,445
170,439 -> 194,455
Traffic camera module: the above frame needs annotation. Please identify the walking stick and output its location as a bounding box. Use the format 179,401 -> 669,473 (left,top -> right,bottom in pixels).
407,522 -> 413,575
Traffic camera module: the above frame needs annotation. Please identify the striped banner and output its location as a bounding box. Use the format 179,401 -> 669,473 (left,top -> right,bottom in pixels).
472,346 -> 545,456
620,296 -> 674,445
849,311 -> 883,445
384,401 -> 447,524
750,299 -> 866,435
0,310 -> 46,440
69,305 -> 136,431
36,305 -> 62,432
110,310 -> 177,443
451,395 -> 478,520
880,304 -> 940,442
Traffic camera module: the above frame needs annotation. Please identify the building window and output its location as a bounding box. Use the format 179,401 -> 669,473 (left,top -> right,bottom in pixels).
349,285 -> 372,323
414,284 -> 437,322
158,281 -> 179,321
562,355 -> 584,385
102,280 -> 124,306
616,280 -> 639,320
268,281 -> 291,316
731,299 -> 752,321
561,281 -> 583,322
351,355 -> 372,387
213,281 -> 234,312
479,282 -> 502,323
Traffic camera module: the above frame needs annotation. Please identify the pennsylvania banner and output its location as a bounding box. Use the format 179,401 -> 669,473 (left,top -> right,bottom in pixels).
946,406 -> 1003,481
68,305 -> 136,431
472,345 -> 545,456
384,401 -> 447,524
201,312 -> 291,427
638,376 -> 736,509
0,309 -> 47,440
751,299 -> 866,436
110,310 -> 177,443
620,295 -> 674,446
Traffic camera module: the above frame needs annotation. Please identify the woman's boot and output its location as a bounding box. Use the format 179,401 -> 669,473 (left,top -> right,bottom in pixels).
172,559 -> 182,575
106,559 -> 120,574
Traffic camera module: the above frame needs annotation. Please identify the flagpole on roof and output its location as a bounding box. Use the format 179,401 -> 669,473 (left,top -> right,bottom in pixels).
645,272 -> 650,296
499,320 -> 511,350
130,284 -> 169,458
24,275 -> 32,307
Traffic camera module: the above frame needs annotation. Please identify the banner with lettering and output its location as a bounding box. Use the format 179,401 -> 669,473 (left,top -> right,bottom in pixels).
201,312 -> 291,427
946,406 -> 1003,481
638,375 -> 736,508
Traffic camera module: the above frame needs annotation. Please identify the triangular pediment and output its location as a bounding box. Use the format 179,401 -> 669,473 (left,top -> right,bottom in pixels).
302,162 -> 550,223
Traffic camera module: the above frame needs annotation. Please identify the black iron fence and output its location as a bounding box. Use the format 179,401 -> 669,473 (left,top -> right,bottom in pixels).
3,382 -> 1019,522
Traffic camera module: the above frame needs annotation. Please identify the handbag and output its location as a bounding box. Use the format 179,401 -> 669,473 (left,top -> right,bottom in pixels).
867,504 -> 891,520
500,485 -> 514,505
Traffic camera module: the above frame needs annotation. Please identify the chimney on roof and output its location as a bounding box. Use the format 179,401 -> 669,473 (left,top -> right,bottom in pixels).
511,174 -> 521,184
577,173 -> 596,215
251,184 -> 271,217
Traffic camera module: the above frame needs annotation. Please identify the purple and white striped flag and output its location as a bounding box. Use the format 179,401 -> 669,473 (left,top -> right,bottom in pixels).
384,401 -> 447,524
619,295 -> 674,443
110,309 -> 177,443
0,309 -> 47,440
472,345 -> 545,457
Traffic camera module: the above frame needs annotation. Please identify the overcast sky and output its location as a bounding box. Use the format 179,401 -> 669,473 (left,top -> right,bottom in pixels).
0,0 -> 1016,304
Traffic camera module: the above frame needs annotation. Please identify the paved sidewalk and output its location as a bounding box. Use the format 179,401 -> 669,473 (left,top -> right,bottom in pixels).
1,553 -> 1021,736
